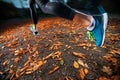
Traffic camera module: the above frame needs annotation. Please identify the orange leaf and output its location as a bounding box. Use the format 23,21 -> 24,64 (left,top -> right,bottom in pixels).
48,65 -> 59,74
73,61 -> 79,69
84,68 -> 89,75
97,77 -> 110,80
73,52 -> 86,59
2,60 -> 10,66
14,57 -> 20,63
79,68 -> 85,80
103,55 -> 117,65
77,68 -> 89,80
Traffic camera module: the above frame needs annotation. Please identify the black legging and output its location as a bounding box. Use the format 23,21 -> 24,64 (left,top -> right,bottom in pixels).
28,0 -> 75,25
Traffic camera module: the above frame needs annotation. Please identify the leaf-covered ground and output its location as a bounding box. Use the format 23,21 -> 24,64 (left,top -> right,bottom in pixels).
0,17 -> 120,80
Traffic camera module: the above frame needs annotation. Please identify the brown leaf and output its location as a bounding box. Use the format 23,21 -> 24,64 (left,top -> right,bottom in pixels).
14,57 -> 20,63
73,52 -> 86,59
0,71 -> 3,74
103,55 -> 117,65
102,66 -> 112,75
110,49 -> 120,55
73,61 -> 79,69
48,65 -> 59,75
96,77 -> 110,80
111,76 -> 120,80
77,59 -> 89,68
7,38 -> 18,47
0,54 -> 2,58
32,44 -> 38,52
2,60 -> 10,66
65,76 -> 74,80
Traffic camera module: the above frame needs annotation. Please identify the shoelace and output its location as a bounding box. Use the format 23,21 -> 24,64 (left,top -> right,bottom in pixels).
87,31 -> 96,42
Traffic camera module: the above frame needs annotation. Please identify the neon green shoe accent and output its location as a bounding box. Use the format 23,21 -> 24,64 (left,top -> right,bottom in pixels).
87,31 -> 96,42
30,24 -> 35,30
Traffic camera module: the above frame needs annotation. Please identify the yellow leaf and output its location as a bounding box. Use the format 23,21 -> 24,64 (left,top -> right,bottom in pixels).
73,61 -> 79,69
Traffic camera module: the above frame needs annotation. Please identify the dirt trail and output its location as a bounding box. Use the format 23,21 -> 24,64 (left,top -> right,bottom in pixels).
0,17 -> 120,80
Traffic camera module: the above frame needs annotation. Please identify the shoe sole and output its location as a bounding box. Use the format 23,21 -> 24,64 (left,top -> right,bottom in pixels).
100,13 -> 108,46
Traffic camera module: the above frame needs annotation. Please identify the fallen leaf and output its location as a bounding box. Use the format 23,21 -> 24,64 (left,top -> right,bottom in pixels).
0,71 -> 3,74
25,60 -> 47,74
73,52 -> 86,59
78,68 -> 85,80
2,60 -> 10,66
111,75 -> 120,80
101,66 -> 112,75
14,48 -> 24,56
103,55 -> 117,65
73,61 -> 79,69
96,77 -> 110,80
48,65 -> 59,75
110,49 -> 120,55
65,76 -> 74,80
84,68 -> 89,75
51,51 -> 62,60
77,68 -> 89,80
77,59 -> 89,68
7,38 -> 18,47
32,44 -> 38,52
14,57 -> 20,63
43,53 -> 53,60
0,54 -> 2,58
60,59 -> 64,65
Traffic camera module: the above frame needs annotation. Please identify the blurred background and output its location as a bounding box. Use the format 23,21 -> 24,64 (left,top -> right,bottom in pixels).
0,0 -> 120,20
